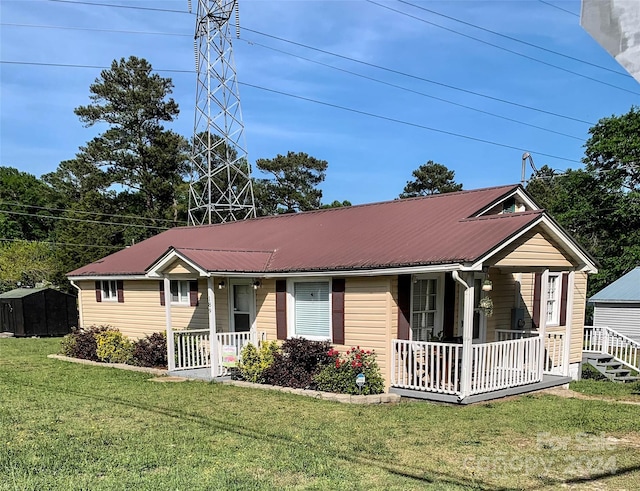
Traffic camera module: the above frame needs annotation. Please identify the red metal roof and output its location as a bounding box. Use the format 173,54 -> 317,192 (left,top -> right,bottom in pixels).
69,184 -> 545,276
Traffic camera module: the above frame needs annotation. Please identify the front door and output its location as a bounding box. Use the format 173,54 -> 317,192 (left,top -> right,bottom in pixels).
230,282 -> 253,332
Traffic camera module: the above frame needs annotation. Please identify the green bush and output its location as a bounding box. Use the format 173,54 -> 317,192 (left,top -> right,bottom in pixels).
58,325 -> 113,361
95,329 -> 134,364
238,341 -> 280,383
132,332 -> 167,368
314,347 -> 384,395
262,338 -> 333,389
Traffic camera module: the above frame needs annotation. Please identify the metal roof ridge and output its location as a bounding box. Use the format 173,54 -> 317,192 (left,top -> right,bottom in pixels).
459,209 -> 544,222
174,246 -> 276,254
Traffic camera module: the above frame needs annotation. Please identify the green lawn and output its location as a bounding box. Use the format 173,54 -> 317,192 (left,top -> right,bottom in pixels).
1,338 -> 639,490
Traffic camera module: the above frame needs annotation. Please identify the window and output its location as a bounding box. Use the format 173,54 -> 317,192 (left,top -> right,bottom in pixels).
101,280 -> 117,302
170,280 -> 189,305
411,277 -> 442,341
546,273 -> 561,325
290,280 -> 331,340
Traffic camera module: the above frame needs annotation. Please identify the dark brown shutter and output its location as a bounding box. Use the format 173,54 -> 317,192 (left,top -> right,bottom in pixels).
559,272 -> 569,326
159,281 -> 165,306
331,278 -> 345,345
95,281 -> 102,303
189,280 -> 199,307
397,274 -> 411,340
442,273 -> 456,339
276,279 -> 287,340
532,272 -> 542,329
116,280 -> 124,303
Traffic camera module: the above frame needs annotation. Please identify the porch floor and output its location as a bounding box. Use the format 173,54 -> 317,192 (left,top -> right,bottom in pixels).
390,374 -> 572,404
168,368 -> 223,381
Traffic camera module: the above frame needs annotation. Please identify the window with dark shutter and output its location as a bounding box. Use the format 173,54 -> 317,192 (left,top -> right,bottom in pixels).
532,273 -> 542,329
95,281 -> 102,303
276,280 -> 287,340
189,280 -> 199,307
159,281 -> 165,306
331,279 -> 345,345
397,274 -> 411,340
117,280 -> 124,303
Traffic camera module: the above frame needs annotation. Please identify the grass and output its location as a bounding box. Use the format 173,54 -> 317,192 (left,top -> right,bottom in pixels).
1,338 -> 639,490
570,365 -> 640,401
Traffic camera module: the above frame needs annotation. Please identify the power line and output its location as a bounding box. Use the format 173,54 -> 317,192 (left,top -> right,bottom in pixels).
367,0 -> 639,95
241,38 -> 584,141
242,28 -> 596,125
0,201 -> 186,225
0,22 -> 190,37
538,0 -> 580,17
47,0 -> 193,15
0,58 -> 583,162
396,0 -> 630,78
241,81 -> 582,164
0,237 -> 123,250
1,59 -> 193,74
0,210 -> 170,230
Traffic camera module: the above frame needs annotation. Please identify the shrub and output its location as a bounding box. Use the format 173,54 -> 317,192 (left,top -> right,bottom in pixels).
133,332 -> 167,368
95,329 -> 134,364
59,325 -> 113,361
314,347 -> 385,395
238,341 -> 280,383
263,338 -> 332,389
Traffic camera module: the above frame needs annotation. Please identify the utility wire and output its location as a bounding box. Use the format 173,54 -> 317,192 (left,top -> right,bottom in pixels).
367,0 -> 639,95
0,201 -> 186,225
243,27 -> 596,125
0,237 -> 123,250
47,0 -> 193,15
1,60 -> 194,74
0,58 -> 583,163
0,210 -> 170,230
396,0 -> 629,78
0,22 -> 190,37
538,0 -> 580,17
241,81 -> 582,164
241,38 -> 584,141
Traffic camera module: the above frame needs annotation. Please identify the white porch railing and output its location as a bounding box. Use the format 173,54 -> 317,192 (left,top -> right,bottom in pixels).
173,330 -> 266,375
584,326 -> 640,373
391,340 -> 462,394
495,329 -> 538,341
495,330 -> 566,375
470,336 -> 543,395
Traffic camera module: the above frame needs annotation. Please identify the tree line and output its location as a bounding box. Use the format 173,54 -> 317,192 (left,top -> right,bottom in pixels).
1,56 -> 638,297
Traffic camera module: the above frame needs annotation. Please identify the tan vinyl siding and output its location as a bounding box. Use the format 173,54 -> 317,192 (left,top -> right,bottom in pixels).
255,278 -> 277,340
337,277 -> 393,388
485,269 -> 520,340
164,259 -> 198,275
493,231 -> 574,268
570,271 -> 588,364
213,277 -> 230,333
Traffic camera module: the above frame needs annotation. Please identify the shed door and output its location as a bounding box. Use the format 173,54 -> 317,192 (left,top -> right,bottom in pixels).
1,302 -> 15,333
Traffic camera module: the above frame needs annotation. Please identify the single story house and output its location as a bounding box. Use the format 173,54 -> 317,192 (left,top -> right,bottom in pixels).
68,184 -> 598,403
589,266 -> 640,342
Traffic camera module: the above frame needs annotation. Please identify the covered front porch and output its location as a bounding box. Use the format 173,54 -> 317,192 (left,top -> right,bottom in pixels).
389,264 -> 579,403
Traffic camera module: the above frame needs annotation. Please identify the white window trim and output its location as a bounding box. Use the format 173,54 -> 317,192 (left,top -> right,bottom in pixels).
170,279 -> 190,306
410,273 -> 445,341
287,277 -> 333,342
101,280 -> 118,302
546,273 -> 562,326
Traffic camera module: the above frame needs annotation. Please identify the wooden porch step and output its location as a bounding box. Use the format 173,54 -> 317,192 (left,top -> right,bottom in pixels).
613,375 -> 640,383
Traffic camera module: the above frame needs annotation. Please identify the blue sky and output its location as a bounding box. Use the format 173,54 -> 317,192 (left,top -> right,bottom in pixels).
1,0 -> 639,205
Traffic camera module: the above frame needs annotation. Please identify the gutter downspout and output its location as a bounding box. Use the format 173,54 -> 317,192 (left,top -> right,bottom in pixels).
452,270 -> 474,402
69,280 -> 83,329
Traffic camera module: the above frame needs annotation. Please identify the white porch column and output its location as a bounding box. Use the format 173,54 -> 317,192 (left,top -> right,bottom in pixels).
538,269 -> 549,378
563,270 -> 575,377
208,276 -> 219,378
458,271 -> 475,400
164,276 -> 175,371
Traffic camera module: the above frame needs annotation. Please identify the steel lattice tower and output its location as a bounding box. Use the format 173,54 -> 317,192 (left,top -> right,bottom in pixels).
188,0 -> 256,225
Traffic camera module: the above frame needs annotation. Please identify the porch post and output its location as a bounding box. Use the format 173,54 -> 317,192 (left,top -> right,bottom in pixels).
208,276 -> 219,378
563,270 -> 575,377
538,269 -> 549,378
459,271 -> 475,400
164,276 -> 175,371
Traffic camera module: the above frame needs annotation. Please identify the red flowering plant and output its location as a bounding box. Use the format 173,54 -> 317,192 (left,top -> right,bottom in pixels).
314,346 -> 384,395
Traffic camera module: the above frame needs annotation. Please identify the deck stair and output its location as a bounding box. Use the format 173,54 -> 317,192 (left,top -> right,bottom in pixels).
582,353 -> 640,383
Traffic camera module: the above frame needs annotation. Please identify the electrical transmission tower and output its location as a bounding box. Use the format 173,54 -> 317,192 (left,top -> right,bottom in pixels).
188,0 -> 256,225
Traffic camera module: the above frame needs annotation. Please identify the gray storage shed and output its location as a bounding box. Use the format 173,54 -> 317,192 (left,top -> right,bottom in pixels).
0,287 -> 78,337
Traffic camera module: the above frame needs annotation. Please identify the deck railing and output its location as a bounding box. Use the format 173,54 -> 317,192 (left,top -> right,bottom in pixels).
173,329 -> 266,374
584,326 -> 640,373
544,333 -> 565,375
470,336 -> 543,395
391,340 -> 462,394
